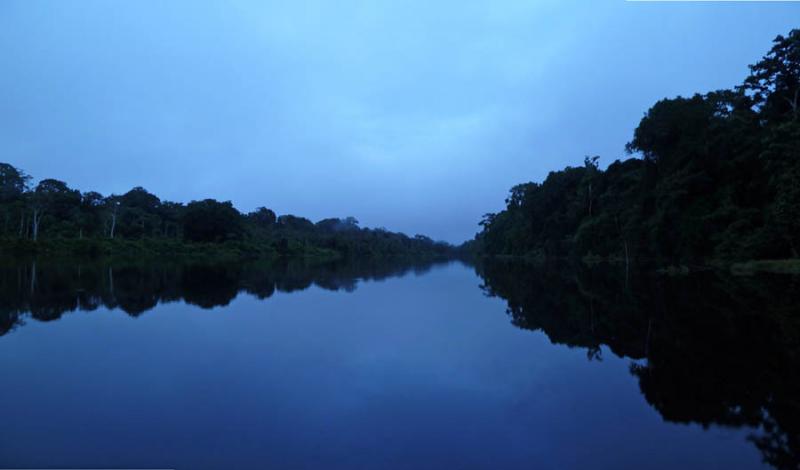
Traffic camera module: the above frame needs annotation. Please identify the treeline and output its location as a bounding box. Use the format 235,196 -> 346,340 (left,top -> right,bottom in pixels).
475,30 -> 800,264
0,164 -> 453,259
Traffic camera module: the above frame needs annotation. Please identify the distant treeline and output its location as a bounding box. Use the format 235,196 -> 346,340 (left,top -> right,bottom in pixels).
474,30 -> 800,264
0,166 -> 453,259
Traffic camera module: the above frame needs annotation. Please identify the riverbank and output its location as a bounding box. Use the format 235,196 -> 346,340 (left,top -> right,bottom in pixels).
0,237 -> 339,263
729,259 -> 800,276
0,237 -> 462,265
472,252 -> 800,276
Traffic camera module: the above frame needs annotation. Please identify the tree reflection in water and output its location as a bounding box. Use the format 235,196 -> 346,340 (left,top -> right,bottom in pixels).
0,257 -> 449,334
3,257 -> 798,469
477,260 -> 800,470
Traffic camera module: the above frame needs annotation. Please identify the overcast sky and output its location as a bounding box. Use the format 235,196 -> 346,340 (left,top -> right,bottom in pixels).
1,1 -> 798,242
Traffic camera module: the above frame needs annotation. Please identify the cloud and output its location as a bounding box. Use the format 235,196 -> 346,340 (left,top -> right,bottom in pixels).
1,0 -> 798,241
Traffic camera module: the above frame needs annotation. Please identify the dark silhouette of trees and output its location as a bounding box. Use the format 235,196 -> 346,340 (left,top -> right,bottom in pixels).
182,199 -> 244,243
115,187 -> 163,239
32,179 -> 81,241
0,163 -> 453,259
247,207 -> 277,228
743,30 -> 800,123
475,29 -> 800,265
0,163 -> 30,201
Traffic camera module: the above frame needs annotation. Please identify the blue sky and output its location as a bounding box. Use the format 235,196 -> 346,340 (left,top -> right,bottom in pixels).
1,0 -> 798,242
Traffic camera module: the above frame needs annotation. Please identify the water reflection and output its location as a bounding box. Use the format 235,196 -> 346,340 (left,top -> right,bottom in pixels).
476,260 -> 800,470
0,257 -> 450,335
3,257 -> 799,468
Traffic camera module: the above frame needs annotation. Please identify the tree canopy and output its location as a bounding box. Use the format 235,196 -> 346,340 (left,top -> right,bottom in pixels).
475,29 -> 800,264
0,164 -> 453,259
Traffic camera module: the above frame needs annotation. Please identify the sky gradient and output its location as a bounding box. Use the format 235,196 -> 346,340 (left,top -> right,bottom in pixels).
2,0 -> 798,242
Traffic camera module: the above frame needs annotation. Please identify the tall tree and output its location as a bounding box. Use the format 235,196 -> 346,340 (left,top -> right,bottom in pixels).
743,30 -> 800,122
0,163 -> 30,202
182,199 -> 244,243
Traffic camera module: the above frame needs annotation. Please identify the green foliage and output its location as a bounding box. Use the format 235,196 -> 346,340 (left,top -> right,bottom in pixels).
743,29 -> 800,123
247,207 -> 277,227
476,29 -> 800,264
0,165 -> 454,260
182,199 -> 244,243
0,163 -> 30,202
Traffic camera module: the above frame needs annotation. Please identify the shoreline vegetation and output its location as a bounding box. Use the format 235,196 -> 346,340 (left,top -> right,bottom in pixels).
469,30 -> 800,275
0,172 -> 457,263
1,237 -> 337,261
475,252 -> 800,276
4,31 -> 799,273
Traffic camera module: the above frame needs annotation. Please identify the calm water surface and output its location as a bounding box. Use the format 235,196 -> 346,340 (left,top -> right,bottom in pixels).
1,259 -> 797,469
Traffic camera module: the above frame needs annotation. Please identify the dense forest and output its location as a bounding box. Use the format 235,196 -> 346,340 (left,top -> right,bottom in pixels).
0,164 -> 453,260
475,30 -> 800,265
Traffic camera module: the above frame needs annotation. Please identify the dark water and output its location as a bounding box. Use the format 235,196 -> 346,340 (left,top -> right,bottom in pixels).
1,258 -> 798,469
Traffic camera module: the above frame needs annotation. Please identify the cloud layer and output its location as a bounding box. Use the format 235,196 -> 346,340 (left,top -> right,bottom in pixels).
1,0 -> 798,241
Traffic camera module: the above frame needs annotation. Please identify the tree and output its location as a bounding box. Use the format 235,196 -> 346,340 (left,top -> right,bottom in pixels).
119,186 -> 161,212
159,201 -> 184,238
316,217 -> 360,232
78,191 -> 106,238
342,216 -> 359,229
0,164 -> 30,237
626,95 -> 716,171
770,168 -> 800,257
105,197 -> 120,239
743,29 -> 800,122
182,199 -> 244,243
582,156 -> 600,217
277,214 -> 314,231
116,187 -> 162,238
248,207 -> 277,227
0,163 -> 30,202
31,178 -> 81,240
0,162 -> 453,258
